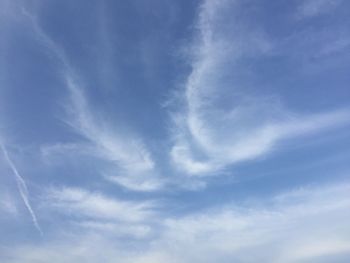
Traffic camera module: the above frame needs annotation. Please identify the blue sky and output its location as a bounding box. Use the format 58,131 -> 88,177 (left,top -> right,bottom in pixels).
1,0 -> 350,262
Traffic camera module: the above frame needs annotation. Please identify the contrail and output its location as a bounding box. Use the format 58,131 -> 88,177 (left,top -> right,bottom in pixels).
0,144 -> 43,236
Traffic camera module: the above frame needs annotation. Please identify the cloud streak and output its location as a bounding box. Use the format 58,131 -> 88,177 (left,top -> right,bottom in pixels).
41,186 -> 157,238
21,6 -> 162,191
2,181 -> 350,262
44,187 -> 157,223
148,182 -> 350,263
0,143 -> 43,235
170,0 -> 350,176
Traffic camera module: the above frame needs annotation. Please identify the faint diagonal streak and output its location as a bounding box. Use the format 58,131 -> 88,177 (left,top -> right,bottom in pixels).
0,144 -> 43,236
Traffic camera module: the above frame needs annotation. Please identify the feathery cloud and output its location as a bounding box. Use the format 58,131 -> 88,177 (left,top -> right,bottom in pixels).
43,187 -> 157,223
170,0 -> 350,176
21,7 -> 162,191
3,181 -> 350,262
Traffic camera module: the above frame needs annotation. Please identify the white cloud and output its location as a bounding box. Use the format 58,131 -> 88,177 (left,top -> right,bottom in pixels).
20,7 -> 162,191
76,221 -> 152,238
131,182 -> 350,263
65,78 -> 154,174
43,187 -> 157,223
105,174 -> 164,192
170,0 -> 350,176
3,181 -> 350,262
39,186 -> 158,240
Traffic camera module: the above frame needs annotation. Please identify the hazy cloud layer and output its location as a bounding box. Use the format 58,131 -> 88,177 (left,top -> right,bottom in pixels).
2,182 -> 350,262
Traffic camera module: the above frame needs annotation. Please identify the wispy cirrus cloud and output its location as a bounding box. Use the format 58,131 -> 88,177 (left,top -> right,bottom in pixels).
41,186 -> 157,239
43,187 -> 157,223
3,181 -> 350,262
63,76 -> 162,191
148,182 -> 350,263
20,6 -> 162,191
170,0 -> 350,176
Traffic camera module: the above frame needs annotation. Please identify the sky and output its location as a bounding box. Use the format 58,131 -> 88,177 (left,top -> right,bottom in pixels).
0,0 -> 350,262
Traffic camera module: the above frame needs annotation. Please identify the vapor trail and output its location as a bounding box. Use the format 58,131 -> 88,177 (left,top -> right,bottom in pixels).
0,144 -> 43,236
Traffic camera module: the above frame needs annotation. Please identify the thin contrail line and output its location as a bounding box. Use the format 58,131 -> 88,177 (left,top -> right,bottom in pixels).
0,144 -> 43,236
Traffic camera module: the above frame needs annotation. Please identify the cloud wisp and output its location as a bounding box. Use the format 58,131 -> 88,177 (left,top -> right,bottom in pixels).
146,182 -> 350,263
170,0 -> 350,176
21,6 -> 162,191
0,143 -> 43,235
44,187 -> 157,223
63,76 -> 162,191
41,186 -> 157,238
3,181 -> 350,262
